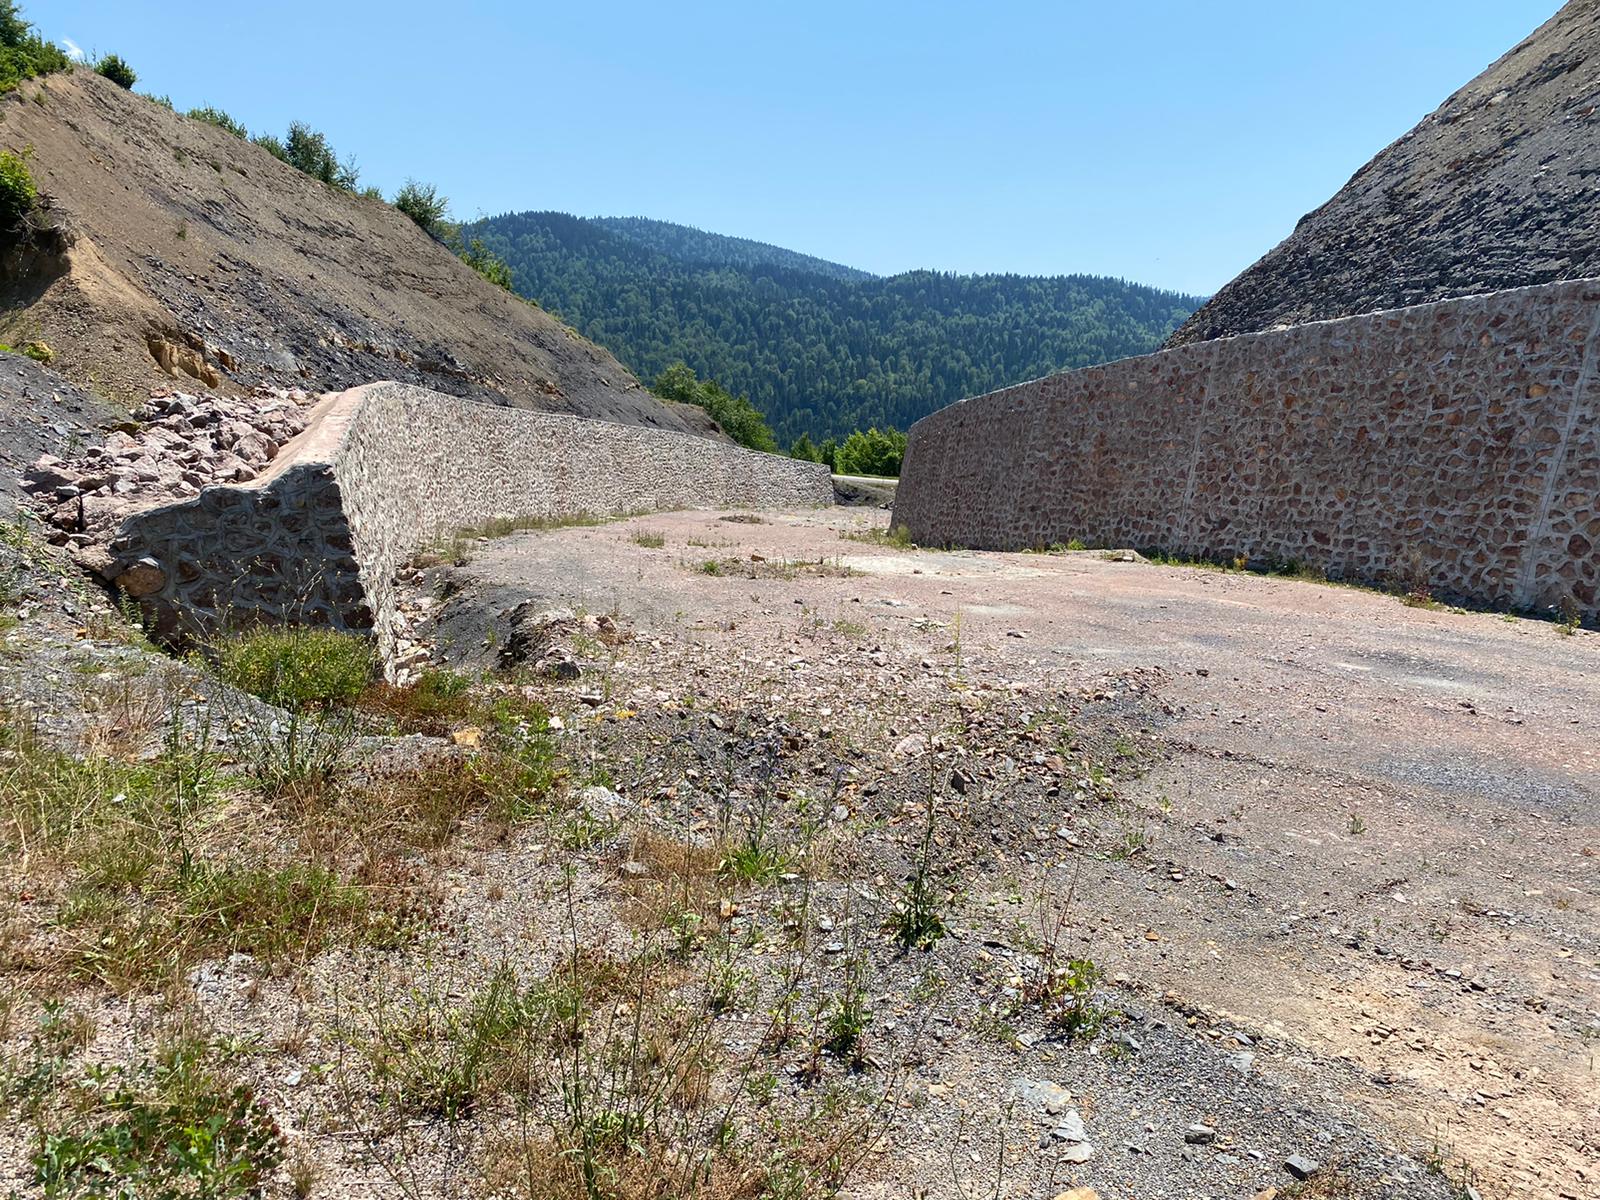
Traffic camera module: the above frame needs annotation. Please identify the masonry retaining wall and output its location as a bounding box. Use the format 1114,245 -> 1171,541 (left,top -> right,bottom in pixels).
108,382 -> 833,660
895,278 -> 1600,619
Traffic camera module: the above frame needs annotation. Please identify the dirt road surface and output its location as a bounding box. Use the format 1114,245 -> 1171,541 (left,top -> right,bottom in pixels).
416,506 -> 1598,1200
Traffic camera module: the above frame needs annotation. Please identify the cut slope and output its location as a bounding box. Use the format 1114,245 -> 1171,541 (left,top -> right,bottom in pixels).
470,211 -> 1203,442
1168,0 -> 1600,347
0,71 -> 714,435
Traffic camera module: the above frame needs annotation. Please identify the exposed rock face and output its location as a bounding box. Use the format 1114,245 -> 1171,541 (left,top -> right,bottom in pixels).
1168,0 -> 1600,347
0,352 -> 117,514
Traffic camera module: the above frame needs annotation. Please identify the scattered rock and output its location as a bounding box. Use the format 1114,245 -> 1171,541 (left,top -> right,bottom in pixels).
114,555 -> 166,597
1184,1123 -> 1217,1145
1285,1154 -> 1321,1181
1050,1111 -> 1088,1143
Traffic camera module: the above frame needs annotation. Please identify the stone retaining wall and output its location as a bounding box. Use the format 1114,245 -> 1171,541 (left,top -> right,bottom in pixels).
108,382 -> 833,659
895,278 -> 1600,619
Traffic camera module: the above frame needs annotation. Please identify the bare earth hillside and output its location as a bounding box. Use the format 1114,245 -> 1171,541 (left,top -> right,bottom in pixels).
1169,0 -> 1600,347
0,71 -> 713,434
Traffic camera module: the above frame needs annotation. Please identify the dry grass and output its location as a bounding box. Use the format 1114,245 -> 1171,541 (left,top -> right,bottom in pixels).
1280,1169 -> 1370,1198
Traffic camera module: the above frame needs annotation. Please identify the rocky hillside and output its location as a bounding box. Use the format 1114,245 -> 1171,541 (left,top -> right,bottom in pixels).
0,70 -> 713,435
1168,0 -> 1600,346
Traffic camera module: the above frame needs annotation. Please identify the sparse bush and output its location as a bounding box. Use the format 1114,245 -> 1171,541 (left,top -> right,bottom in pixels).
94,53 -> 136,89
1556,594 -> 1582,636
630,529 -> 666,549
187,105 -> 247,138
394,178 -> 449,238
891,767 -> 947,951
823,955 -> 872,1065
250,132 -> 288,162
459,235 -> 513,290
0,146 -> 37,228
357,668 -> 473,736
215,627 -> 376,712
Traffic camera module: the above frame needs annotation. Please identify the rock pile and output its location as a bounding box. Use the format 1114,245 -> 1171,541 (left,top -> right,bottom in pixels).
18,387 -> 318,579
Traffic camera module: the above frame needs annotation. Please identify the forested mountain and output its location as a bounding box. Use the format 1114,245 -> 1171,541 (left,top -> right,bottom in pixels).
594,217 -> 874,283
466,212 -> 1205,442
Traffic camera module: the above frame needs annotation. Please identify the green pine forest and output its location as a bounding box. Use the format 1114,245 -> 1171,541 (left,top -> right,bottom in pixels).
466,212 -> 1206,445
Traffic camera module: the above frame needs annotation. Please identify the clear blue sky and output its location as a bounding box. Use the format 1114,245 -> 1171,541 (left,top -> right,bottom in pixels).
44,0 -> 1561,296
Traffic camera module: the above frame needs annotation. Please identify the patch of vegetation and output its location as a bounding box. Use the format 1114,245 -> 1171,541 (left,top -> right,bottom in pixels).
413,509 -> 632,567
0,337 -> 52,363
630,529 -> 666,549
458,235 -> 514,290
215,627 -> 376,711
0,710 -> 406,986
833,427 -> 907,478
690,555 -> 855,581
28,1030 -> 282,1198
393,178 -> 449,237
94,53 -> 137,90
187,104 -> 248,138
356,668 -> 472,737
0,2 -> 69,95
210,628 -> 374,797
1279,1169 -> 1369,1199
840,523 -> 915,549
0,146 -> 38,229
653,362 -> 778,454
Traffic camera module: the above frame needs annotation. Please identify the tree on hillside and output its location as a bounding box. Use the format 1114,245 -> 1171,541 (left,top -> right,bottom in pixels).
789,432 -> 821,463
653,363 -> 778,454
281,121 -> 358,190
94,53 -> 136,89
457,237 -> 513,290
834,427 -> 907,477
0,1 -> 68,92
394,180 -> 449,238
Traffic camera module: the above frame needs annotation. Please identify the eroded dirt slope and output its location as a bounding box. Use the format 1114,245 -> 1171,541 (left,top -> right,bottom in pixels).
0,70 -> 713,434
1169,0 -> 1600,346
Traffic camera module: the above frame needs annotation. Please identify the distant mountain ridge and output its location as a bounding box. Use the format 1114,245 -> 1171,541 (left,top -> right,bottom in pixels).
469,212 -> 1204,442
594,217 -> 875,283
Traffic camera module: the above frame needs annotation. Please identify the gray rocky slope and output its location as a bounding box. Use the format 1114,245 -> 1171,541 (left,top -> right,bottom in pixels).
1168,0 -> 1600,346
